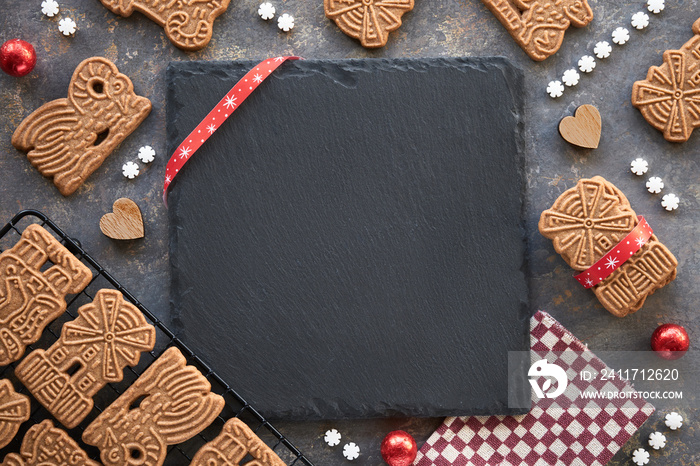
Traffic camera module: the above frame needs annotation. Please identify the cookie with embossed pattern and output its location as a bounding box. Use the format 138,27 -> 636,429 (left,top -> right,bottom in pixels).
98,0 -> 231,51
12,57 -> 151,196
83,346 -> 224,466
324,0 -> 414,48
0,380 -> 30,449
0,224 -> 92,365
16,289 -> 156,429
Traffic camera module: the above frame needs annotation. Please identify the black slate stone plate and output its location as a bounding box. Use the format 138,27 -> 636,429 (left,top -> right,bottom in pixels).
167,58 -> 530,420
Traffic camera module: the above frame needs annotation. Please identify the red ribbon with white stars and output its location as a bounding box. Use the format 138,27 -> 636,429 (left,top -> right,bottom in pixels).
163,56 -> 301,205
575,216 -> 653,289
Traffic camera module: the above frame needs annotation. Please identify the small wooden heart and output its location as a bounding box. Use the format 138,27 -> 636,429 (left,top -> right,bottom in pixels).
559,104 -> 601,149
100,198 -> 145,240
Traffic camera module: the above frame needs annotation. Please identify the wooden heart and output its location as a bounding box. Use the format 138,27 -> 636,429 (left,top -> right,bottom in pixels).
100,198 -> 144,240
559,104 -> 601,149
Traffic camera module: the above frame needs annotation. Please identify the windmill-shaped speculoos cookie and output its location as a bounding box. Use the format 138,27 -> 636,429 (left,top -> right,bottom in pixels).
324,0 -> 414,48
0,224 -> 92,365
0,420 -> 100,466
98,0 -> 231,51
12,57 -> 151,196
632,18 -> 700,142
0,380 -> 30,449
83,347 -> 224,466
15,289 -> 156,429
481,0 -> 594,61
190,418 -> 286,466
539,176 -> 677,317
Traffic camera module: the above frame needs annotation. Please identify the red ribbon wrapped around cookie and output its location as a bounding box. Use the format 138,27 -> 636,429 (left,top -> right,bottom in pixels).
574,216 -> 653,289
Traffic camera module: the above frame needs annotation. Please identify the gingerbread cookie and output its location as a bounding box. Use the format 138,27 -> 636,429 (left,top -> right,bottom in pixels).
0,420 -> 100,466
481,0 -> 594,61
539,176 -> 677,317
0,380 -> 30,449
324,0 -> 414,48
632,17 -> 700,142
98,0 -> 231,51
15,289 -> 155,429
190,418 -> 285,466
11,57 -> 151,196
82,346 -> 224,466
0,224 -> 92,365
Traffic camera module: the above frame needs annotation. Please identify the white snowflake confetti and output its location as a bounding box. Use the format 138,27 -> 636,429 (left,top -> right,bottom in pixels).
122,161 -> 139,179
138,145 -> 155,163
224,95 -> 237,109
632,12 -> 650,30
343,443 -> 360,461
578,55 -> 596,73
585,278 -> 594,287
647,0 -> 665,14
165,174 -> 171,183
648,432 -> 667,449
661,193 -> 680,211
562,69 -> 580,87
546,80 -> 565,98
41,0 -> 59,17
179,146 -> 192,159
206,123 -> 217,134
646,176 -> 664,193
278,13 -> 294,32
605,256 -> 619,269
631,158 -> 649,175
632,448 -> 650,466
665,412 -> 683,430
635,236 -> 646,248
58,17 -> 76,36
253,73 -> 263,83
594,41 -> 612,59
258,2 -> 275,20
324,429 -> 341,446
612,27 -> 630,45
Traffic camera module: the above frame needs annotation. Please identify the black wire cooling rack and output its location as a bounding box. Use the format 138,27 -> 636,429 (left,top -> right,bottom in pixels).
0,210 -> 313,465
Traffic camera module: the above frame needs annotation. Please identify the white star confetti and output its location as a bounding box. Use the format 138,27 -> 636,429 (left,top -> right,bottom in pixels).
206,123 -> 217,134
632,448 -> 650,466
635,236 -> 646,248
594,41 -> 612,59
578,55 -> 596,73
546,80 -> 565,98
278,13 -> 294,32
343,443 -> 360,461
661,193 -> 680,211
324,429 -> 341,446
258,2 -> 275,20
41,0 -> 59,17
253,73 -> 263,83
224,95 -> 237,109
632,12 -> 650,30
646,176 -> 664,193
138,145 -> 156,163
562,69 -> 580,87
648,432 -> 666,449
122,161 -> 139,179
630,158 -> 649,175
612,27 -> 630,45
665,411 -> 683,430
179,146 -> 192,159
58,17 -> 76,36
647,0 -> 665,14
605,256 -> 619,269
585,278 -> 594,287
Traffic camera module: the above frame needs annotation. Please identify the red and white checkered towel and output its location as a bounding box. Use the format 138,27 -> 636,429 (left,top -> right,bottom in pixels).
415,311 -> 654,466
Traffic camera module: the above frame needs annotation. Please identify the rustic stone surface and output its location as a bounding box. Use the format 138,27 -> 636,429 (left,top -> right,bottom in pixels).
1,0 -> 698,464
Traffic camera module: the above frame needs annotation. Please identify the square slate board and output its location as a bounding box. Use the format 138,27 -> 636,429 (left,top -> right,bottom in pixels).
167,58 -> 530,420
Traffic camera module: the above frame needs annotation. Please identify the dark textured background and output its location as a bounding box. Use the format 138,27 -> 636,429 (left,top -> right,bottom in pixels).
0,0 -> 698,464
167,58 -> 530,421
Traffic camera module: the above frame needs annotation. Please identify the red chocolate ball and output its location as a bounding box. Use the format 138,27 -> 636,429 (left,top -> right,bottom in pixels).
381,430 -> 417,466
651,323 -> 689,360
0,39 -> 37,77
